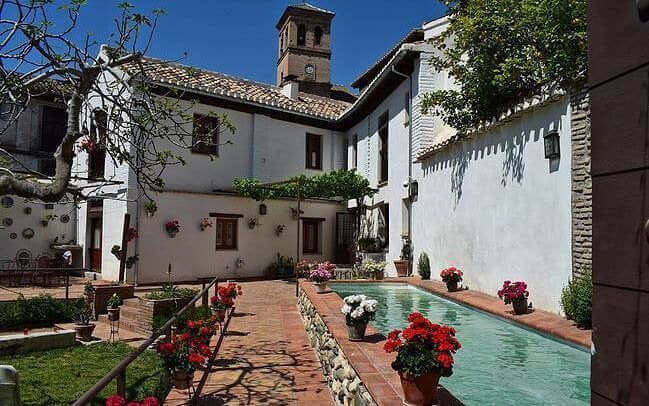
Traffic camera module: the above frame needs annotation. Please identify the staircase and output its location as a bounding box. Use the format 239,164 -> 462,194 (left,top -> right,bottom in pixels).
97,297 -> 154,336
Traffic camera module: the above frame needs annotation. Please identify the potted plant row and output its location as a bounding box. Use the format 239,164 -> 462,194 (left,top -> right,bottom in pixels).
440,267 -> 463,292
309,262 -> 335,293
341,294 -> 378,341
497,280 -> 530,315
384,312 -> 462,406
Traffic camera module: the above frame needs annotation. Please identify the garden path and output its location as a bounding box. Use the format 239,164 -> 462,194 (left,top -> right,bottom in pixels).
165,280 -> 333,405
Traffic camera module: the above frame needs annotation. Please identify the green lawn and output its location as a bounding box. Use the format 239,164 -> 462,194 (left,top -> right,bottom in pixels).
0,342 -> 170,405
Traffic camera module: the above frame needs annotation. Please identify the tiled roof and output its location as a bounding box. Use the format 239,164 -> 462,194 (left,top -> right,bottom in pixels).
351,28 -> 424,89
122,57 -> 351,120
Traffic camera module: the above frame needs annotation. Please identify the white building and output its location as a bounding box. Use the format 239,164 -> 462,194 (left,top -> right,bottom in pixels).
1,5 -> 588,314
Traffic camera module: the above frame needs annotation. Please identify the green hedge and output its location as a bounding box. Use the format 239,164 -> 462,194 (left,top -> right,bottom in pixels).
0,294 -> 81,331
560,269 -> 592,329
151,305 -> 213,333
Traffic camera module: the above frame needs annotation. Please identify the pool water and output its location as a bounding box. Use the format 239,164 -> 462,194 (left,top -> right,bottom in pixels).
330,283 -> 590,406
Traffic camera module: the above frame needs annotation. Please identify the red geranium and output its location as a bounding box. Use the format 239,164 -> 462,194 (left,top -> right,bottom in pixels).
497,280 -> 529,304
106,395 -> 126,406
440,267 -> 463,283
210,282 -> 241,311
188,352 -> 205,367
384,312 -> 461,377
127,227 -> 138,242
141,398 -> 160,406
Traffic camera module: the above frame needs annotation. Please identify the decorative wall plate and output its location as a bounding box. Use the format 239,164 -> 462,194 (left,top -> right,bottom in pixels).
22,228 -> 35,239
24,207 -> 32,215
1,196 -> 14,208
2,217 -> 12,227
60,214 -> 70,224
9,232 -> 17,239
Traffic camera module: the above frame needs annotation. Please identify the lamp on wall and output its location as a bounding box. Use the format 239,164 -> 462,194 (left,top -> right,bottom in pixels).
543,129 -> 560,159
259,203 -> 267,216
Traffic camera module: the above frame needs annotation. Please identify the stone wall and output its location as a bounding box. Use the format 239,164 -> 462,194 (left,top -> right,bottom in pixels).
297,290 -> 377,406
570,89 -> 592,278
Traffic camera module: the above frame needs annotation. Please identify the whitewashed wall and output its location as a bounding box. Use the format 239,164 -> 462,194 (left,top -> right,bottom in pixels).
412,98 -> 573,313
132,191 -> 342,284
0,196 -> 76,263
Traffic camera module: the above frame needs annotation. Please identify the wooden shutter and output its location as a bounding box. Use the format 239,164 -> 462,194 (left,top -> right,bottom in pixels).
193,113 -> 219,155
306,133 -> 322,170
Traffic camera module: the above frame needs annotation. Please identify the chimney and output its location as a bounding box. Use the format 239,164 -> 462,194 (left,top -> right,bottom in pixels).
281,75 -> 299,99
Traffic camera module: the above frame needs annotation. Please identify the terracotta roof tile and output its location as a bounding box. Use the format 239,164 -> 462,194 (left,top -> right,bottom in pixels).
122,57 -> 350,120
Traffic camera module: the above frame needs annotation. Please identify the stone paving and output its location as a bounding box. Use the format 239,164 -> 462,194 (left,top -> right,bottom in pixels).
165,280 -> 333,405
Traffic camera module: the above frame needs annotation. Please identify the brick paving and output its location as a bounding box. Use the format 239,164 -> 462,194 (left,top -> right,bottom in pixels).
165,280 -> 333,406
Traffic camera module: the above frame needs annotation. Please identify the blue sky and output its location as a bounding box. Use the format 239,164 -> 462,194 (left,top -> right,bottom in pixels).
57,1 -> 447,89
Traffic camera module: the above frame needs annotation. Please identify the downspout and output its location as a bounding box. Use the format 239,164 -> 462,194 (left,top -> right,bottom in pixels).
391,66 -> 414,274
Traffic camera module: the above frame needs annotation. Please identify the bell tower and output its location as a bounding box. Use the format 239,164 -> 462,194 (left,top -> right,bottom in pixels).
276,3 -> 334,97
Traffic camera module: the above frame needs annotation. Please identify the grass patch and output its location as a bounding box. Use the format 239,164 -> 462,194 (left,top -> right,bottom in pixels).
0,342 -> 170,405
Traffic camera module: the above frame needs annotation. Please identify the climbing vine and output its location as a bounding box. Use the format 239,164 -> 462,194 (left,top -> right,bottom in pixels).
421,0 -> 587,133
233,169 -> 376,202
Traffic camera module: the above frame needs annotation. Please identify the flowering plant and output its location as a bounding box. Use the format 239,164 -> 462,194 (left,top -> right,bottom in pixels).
210,282 -> 242,311
199,218 -> 213,231
384,312 -> 461,378
165,220 -> 180,235
127,227 -> 138,242
440,267 -> 463,283
105,395 -> 159,406
79,138 -> 96,153
309,262 -> 335,283
295,260 -> 313,277
362,260 -> 386,274
340,295 -> 378,325
497,280 -> 529,304
157,333 -> 206,373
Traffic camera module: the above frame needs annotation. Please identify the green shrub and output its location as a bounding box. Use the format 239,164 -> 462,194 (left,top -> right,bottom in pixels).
151,305 -> 213,332
144,283 -> 198,300
417,252 -> 431,280
0,295 -> 81,331
560,269 -> 592,329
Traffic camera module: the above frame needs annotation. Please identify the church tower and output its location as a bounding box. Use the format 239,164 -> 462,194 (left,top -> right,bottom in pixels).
276,3 -> 334,97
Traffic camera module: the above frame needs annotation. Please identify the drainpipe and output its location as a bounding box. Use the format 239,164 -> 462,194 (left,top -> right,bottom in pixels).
391,66 -> 414,274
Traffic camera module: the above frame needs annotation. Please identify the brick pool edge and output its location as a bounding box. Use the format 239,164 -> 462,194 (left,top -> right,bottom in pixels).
298,280 -> 463,406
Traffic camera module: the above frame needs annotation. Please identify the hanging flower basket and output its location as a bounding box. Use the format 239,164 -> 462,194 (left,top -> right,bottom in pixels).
144,200 -> 158,217
199,218 -> 213,231
165,220 -> 180,237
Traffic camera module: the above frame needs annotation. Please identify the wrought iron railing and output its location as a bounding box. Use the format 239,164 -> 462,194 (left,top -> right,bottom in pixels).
72,277 -> 225,405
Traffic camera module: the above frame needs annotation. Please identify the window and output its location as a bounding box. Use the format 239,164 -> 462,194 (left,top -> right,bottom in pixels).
192,113 -> 220,155
216,218 -> 238,250
380,204 -> 389,248
314,26 -> 323,46
404,91 -> 410,126
306,133 -> 322,170
280,33 -> 284,51
378,111 -> 389,184
297,24 -> 306,46
303,218 -> 322,254
352,134 -> 358,169
88,110 -> 107,179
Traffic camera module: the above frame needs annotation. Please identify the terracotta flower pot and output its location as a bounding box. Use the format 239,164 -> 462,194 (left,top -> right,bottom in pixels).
347,321 -> 368,341
399,371 -> 441,406
446,280 -> 459,292
314,282 -> 328,293
74,323 -> 96,341
107,307 -> 120,321
512,297 -> 528,315
394,260 -> 409,277
172,369 -> 194,390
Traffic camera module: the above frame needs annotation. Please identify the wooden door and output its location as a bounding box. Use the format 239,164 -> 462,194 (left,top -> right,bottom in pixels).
89,218 -> 102,272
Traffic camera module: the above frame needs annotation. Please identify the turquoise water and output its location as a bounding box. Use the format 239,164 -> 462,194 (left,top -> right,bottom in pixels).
330,283 -> 590,406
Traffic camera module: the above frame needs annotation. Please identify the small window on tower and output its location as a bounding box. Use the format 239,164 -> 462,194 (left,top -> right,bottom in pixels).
297,24 -> 306,46
314,27 -> 323,46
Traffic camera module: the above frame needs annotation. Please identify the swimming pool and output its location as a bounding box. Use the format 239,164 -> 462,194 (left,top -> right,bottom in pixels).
330,283 -> 590,406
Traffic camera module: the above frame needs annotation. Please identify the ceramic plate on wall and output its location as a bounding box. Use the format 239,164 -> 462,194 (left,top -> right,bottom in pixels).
1,196 -> 14,208
60,214 -> 70,223
9,232 -> 17,239
22,228 -> 34,239
2,217 -> 12,227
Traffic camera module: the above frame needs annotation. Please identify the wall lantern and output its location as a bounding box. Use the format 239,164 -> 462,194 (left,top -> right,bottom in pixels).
409,180 -> 419,199
259,203 -> 267,216
543,129 -> 560,159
